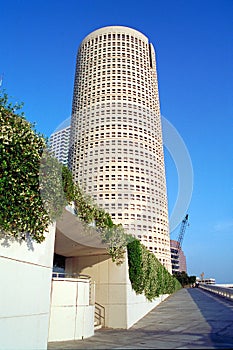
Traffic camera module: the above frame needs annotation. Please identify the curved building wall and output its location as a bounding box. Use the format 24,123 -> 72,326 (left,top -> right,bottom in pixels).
69,26 -> 172,272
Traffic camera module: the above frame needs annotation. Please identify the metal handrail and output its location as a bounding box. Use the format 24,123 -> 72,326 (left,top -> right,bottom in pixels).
199,283 -> 233,301
95,302 -> 105,327
52,272 -> 91,280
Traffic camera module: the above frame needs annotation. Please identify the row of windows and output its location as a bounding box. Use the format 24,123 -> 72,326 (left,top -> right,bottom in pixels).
75,101 -> 156,113
71,150 -> 164,173
77,149 -> 163,167
79,62 -> 149,77
72,139 -> 163,157
75,134 -> 161,151
101,201 -> 167,212
76,95 -> 157,109
78,89 -> 154,101
81,62 -> 148,73
50,139 -> 70,145
50,133 -> 70,140
72,113 -> 161,132
90,191 -> 167,202
91,209 -> 168,221
76,163 -> 165,178
80,48 -> 148,61
76,75 -> 154,91
89,203 -> 167,220
101,215 -> 169,225
138,235 -> 169,242
92,195 -> 167,211
81,37 -> 146,50
76,123 -> 160,136
75,165 -> 166,185
76,162 -> 164,184
77,74 -> 153,93
82,32 -> 147,45
80,81 -> 152,91
73,157 -> 164,170
90,183 -> 165,195
91,175 -> 165,190
123,227 -> 169,237
83,40 -> 143,49
79,51 -> 148,66
116,216 -> 168,226
78,46 -> 149,64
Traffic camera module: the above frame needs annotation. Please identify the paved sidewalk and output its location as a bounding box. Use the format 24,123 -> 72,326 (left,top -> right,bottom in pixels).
48,288 -> 233,349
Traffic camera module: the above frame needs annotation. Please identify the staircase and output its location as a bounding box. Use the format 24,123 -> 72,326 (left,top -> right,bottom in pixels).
94,302 -> 105,330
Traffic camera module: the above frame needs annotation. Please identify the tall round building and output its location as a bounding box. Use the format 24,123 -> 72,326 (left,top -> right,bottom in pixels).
69,26 -> 172,273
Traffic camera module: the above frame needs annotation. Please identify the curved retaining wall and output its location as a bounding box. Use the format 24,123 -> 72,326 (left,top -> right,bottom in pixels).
48,277 -> 95,341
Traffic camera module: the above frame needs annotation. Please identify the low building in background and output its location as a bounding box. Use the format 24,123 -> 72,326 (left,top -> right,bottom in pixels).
170,239 -> 187,274
196,277 -> 216,285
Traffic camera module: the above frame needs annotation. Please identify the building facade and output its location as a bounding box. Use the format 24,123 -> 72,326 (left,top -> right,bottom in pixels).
69,26 -> 172,272
49,118 -> 71,165
170,239 -> 187,274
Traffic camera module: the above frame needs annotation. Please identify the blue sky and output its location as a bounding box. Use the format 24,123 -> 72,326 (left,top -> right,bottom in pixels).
1,0 -> 232,283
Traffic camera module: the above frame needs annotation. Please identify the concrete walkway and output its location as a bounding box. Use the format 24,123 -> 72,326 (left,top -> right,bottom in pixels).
48,288 -> 233,349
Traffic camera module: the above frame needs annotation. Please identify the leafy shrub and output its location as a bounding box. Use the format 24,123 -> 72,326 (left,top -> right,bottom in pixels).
0,92 -> 74,242
0,93 -> 51,242
127,239 -> 181,301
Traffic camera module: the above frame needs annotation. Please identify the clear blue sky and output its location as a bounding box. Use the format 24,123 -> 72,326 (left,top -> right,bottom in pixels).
1,0 -> 232,283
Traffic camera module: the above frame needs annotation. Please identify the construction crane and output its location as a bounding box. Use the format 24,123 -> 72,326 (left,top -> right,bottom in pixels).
171,214 -> 189,274
176,214 -> 189,252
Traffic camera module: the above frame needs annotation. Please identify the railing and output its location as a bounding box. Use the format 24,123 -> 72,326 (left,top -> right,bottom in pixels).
199,283 -> 233,301
95,302 -> 105,327
52,272 -> 95,305
89,281 -> 95,305
52,272 -> 91,280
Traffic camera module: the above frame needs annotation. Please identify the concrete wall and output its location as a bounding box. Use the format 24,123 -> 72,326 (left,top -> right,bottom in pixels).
48,278 -> 94,341
0,224 -> 56,350
66,252 -> 169,329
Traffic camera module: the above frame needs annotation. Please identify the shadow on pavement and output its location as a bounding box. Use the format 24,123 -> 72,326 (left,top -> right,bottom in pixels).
186,287 -> 233,348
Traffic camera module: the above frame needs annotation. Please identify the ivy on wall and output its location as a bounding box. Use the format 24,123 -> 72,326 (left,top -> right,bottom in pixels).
127,239 -> 181,301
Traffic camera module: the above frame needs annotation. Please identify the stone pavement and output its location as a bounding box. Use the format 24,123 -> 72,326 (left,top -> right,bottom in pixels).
48,288 -> 233,349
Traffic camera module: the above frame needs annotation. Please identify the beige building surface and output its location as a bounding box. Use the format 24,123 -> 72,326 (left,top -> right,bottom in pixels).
49,118 -> 71,165
69,25 -> 172,272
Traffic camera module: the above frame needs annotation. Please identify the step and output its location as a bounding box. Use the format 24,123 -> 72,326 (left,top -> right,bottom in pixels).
94,323 -> 102,330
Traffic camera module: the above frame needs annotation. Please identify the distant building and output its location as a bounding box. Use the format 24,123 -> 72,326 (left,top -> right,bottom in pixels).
196,277 -> 216,285
170,239 -> 187,274
49,118 -> 71,165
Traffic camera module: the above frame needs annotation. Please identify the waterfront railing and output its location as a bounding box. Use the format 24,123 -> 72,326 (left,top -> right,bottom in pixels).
199,283 -> 233,301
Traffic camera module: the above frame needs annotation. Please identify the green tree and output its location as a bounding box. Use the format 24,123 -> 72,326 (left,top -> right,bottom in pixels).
0,91 -> 71,242
173,271 -> 196,287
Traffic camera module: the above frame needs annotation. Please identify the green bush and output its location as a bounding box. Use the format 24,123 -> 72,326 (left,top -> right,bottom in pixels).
0,93 -> 50,242
127,239 -> 181,301
0,92 -> 75,243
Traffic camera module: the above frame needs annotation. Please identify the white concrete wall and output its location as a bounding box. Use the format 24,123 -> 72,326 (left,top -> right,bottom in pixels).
0,224 -> 56,350
126,283 -> 169,329
66,252 -> 169,329
48,278 -> 94,341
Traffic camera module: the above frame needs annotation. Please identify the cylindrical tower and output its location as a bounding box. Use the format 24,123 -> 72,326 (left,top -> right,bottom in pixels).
69,26 -> 172,272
